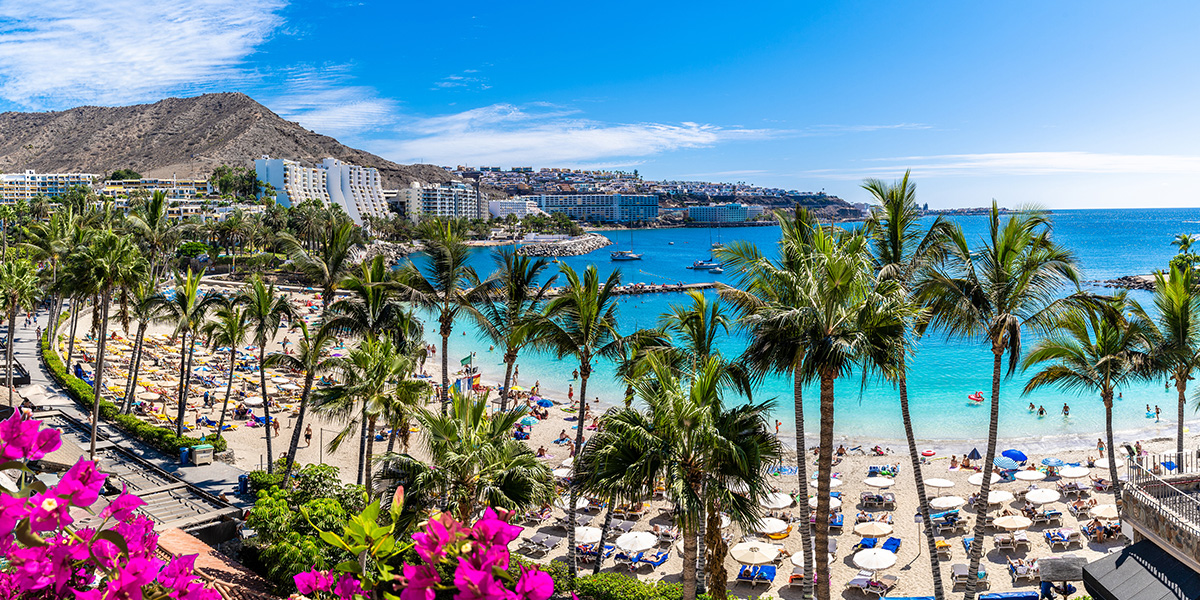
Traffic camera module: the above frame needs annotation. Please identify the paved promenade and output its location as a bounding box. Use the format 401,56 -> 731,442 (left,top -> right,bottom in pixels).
7,300 -> 252,509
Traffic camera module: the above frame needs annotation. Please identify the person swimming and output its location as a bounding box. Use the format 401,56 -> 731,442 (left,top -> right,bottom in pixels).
1028,402 -> 1036,412
1037,405 -> 1046,417
1062,403 -> 1070,417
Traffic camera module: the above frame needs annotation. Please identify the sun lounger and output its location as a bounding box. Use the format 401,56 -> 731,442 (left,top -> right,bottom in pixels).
754,565 -> 776,586
736,565 -> 761,586
538,535 -> 562,553
766,525 -> 793,540
1012,530 -> 1030,550
637,550 -> 670,569
882,537 -> 902,553
853,537 -> 878,552
829,512 -> 844,531
935,537 -> 952,560
951,563 -> 990,588
519,533 -> 549,554
866,574 -> 899,598
962,537 -> 976,555
994,534 -> 1015,552
845,576 -> 872,593
1007,559 -> 1038,583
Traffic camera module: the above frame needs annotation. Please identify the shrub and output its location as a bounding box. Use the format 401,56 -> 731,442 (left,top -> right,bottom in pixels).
573,573 -> 707,600
247,470 -> 286,495
41,328 -> 226,453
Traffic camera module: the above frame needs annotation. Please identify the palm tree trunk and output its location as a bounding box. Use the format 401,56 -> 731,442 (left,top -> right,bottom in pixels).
1177,374 -> 1187,460
440,330 -> 450,415
814,373 -> 834,600
357,407 -> 368,486
6,308 -> 15,407
1104,392 -> 1121,500
592,498 -> 616,574
565,364 -> 590,586
66,298 -> 80,368
965,350 -> 1003,600
696,524 -> 707,596
175,333 -> 189,430
259,348 -> 274,473
681,521 -> 698,600
365,415 -> 377,499
788,368 -> 815,597
122,322 -> 147,413
216,351 -> 235,440
704,503 -> 729,600
89,291 -> 112,461
899,357 -> 945,599
283,371 -> 315,475
177,335 -> 196,438
500,353 -> 516,412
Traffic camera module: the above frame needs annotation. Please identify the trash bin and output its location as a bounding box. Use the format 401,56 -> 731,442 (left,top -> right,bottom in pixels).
191,444 -> 214,466
238,474 -> 249,496
179,447 -> 189,465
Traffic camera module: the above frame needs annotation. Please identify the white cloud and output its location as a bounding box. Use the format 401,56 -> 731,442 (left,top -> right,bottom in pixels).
0,0 -> 284,108
379,103 -> 775,166
268,64 -> 400,138
804,151 -> 1200,180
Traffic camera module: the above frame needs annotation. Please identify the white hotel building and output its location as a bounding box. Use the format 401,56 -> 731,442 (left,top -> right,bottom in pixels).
1,170 -> 99,203
254,156 -> 391,225
393,180 -> 484,222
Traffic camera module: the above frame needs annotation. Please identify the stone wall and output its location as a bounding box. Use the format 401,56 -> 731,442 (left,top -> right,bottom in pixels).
516,233 -> 612,257
1123,480 -> 1200,571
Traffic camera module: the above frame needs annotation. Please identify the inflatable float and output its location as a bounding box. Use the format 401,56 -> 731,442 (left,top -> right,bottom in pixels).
968,392 -> 985,402
922,450 -> 936,457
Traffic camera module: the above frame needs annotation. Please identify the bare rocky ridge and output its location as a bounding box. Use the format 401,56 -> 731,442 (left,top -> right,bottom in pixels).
0,92 -> 455,189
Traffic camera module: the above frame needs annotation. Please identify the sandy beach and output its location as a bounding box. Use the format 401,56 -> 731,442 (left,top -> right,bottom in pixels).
59,282 -> 1179,598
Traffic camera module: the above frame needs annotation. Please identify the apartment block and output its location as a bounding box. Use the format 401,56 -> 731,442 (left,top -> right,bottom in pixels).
100,177 -> 212,201
529,193 -> 659,223
254,156 -> 390,225
687,203 -> 766,223
394,181 -> 483,221
487,199 -> 544,219
0,170 -> 99,203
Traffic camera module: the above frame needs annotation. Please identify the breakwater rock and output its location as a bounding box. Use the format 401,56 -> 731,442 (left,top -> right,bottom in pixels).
1095,275 -> 1154,290
517,233 -> 612,257
350,240 -> 419,264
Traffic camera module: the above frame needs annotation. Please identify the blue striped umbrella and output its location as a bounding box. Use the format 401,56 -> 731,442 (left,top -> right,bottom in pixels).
993,457 -> 1020,470
1041,457 -> 1065,467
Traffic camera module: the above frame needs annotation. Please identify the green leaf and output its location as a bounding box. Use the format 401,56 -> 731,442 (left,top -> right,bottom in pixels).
15,519 -> 46,547
0,460 -> 30,473
334,559 -> 362,574
318,529 -> 350,551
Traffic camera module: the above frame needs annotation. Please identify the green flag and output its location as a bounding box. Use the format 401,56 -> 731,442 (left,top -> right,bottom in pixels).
460,354 -> 473,366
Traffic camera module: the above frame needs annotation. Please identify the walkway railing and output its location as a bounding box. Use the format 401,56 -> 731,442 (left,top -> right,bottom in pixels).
1125,451 -> 1200,535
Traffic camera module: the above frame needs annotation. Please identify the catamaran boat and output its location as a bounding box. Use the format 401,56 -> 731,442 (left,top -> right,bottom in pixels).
610,250 -> 643,261
690,259 -> 721,270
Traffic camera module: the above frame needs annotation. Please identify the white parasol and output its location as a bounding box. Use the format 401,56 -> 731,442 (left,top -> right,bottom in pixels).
1015,470 -> 1046,482
993,515 -> 1033,530
1094,458 -> 1123,470
575,526 -> 602,544
854,521 -> 893,537
554,496 -> 588,511
853,548 -> 897,571
987,490 -> 1014,504
968,472 -> 1001,486
1025,488 -> 1061,505
752,517 -> 788,534
760,492 -> 794,509
616,531 -> 657,553
1090,504 -> 1120,520
930,496 -> 966,510
729,542 -> 780,565
552,468 -> 572,478
863,477 -> 896,488
1059,466 -> 1090,479
809,496 -> 842,510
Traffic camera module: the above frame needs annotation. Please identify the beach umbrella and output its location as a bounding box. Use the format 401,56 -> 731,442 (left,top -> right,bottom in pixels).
720,514 -> 731,529
760,492 -> 793,509
930,496 -> 966,510
993,457 -> 1021,470
271,376 -> 289,384
853,548 -> 897,571
790,551 -> 808,567
551,468 -> 572,478
137,392 -> 159,401
1090,504 -> 1120,520
808,496 -> 842,510
519,416 -> 540,426
616,531 -> 657,553
863,477 -> 895,488
537,399 -> 554,408
987,490 -> 1014,504
1002,449 -> 1028,463
729,481 -> 750,495
752,517 -> 788,534
853,521 -> 893,537
560,457 -> 574,469
554,496 -> 588,511
1059,466 -> 1090,479
1041,457 -> 1065,467
808,478 -> 843,488
1095,457 -> 1123,470
924,478 -> 954,490
993,515 -> 1032,530
575,526 -> 602,545
729,542 -> 780,565
1015,470 -> 1046,482
968,472 -> 1001,486
1025,488 -> 1061,505
244,397 -> 263,406
968,448 -> 982,460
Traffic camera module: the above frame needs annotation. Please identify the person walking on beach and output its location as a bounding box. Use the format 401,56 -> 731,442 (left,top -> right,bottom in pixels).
1097,438 -> 1105,454
568,384 -> 574,403
1155,405 -> 1161,422
304,425 -> 313,446
272,418 -> 280,437
775,420 -> 782,435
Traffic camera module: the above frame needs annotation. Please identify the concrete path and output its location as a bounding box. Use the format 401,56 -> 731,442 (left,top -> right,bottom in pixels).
6,300 -> 252,509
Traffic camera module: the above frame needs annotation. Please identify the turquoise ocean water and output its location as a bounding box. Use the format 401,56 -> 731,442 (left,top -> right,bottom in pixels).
416,208 -> 1200,449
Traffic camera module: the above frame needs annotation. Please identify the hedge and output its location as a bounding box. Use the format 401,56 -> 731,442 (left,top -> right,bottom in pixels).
41,328 -> 227,454
573,572 -> 712,600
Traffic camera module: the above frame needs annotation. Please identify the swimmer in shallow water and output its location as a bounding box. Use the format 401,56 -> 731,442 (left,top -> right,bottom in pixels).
1028,402 -> 1036,412
1062,403 -> 1070,417
1037,405 -> 1046,417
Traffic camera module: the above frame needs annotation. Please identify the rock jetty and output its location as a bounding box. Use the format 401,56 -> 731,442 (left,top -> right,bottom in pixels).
350,240 -> 418,264
1095,275 -> 1155,290
517,233 -> 612,257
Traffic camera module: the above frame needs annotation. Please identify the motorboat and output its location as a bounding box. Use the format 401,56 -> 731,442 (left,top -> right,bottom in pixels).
610,250 -> 643,261
690,259 -> 721,270
709,267 -> 724,274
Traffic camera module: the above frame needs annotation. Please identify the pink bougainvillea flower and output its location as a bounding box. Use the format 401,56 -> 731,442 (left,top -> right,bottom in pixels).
294,569 -> 336,595
332,573 -> 368,600
514,566 -> 553,600
0,493 -> 28,536
55,460 -> 107,507
412,513 -> 467,563
108,556 -> 162,598
28,492 -> 72,531
453,554 -> 512,600
101,489 -> 146,523
27,426 -> 62,461
158,554 -> 198,590
471,508 -> 522,549
114,516 -> 158,557
398,564 -> 440,600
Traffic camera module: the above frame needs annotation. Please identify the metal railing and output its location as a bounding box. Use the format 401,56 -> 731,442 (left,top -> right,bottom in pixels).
1125,451 -> 1200,536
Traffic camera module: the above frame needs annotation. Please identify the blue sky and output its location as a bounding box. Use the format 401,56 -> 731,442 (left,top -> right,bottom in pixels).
0,1 -> 1197,208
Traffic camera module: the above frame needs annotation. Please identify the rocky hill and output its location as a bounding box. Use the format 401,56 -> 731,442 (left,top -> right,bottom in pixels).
0,92 -> 456,189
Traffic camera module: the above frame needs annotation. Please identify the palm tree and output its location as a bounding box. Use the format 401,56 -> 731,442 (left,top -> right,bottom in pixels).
328,255 -> 424,353
115,282 -> 169,414
1134,264 -> 1200,459
862,170 -> 955,599
660,290 -> 751,397
0,259 -> 40,406
467,248 -> 556,411
201,301 -> 250,439
124,190 -> 190,283
393,222 -> 486,413
264,320 -> 339,475
0,204 -> 14,261
917,203 -> 1081,600
151,269 -> 220,437
535,264 -> 625,585
382,389 -> 554,522
238,275 -> 297,475
67,230 -> 147,459
1023,296 -> 1150,502
1173,233 -> 1195,255
20,208 -> 75,334
277,219 -> 358,314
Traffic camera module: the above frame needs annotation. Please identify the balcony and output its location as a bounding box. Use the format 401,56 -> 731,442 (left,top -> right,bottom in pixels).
1122,450 -> 1200,571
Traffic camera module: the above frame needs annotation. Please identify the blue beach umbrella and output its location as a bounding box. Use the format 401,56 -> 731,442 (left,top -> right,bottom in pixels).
520,416 -> 540,426
968,448 -> 982,461
994,457 -> 1020,470
1002,449 -> 1027,463
537,399 -> 554,408
1041,457 -> 1065,467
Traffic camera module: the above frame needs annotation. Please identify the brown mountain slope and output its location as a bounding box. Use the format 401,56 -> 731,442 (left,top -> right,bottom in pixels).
0,92 -> 455,189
